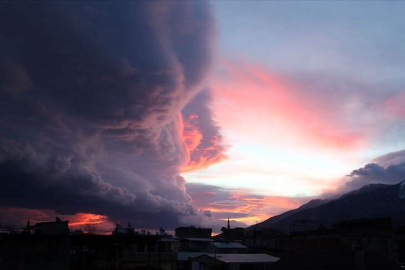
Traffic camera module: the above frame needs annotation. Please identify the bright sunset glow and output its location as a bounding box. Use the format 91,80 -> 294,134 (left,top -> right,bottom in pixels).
69,213 -> 109,227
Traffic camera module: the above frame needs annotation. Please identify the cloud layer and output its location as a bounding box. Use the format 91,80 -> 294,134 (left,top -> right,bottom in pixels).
181,89 -> 227,172
0,1 -> 221,229
186,183 -> 312,227
344,162 -> 405,192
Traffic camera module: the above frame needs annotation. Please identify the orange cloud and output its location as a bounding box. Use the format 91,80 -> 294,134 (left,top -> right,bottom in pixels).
69,213 -> 108,227
234,193 -> 305,224
0,207 -> 114,233
180,112 -> 227,172
196,190 -> 309,225
182,114 -> 204,153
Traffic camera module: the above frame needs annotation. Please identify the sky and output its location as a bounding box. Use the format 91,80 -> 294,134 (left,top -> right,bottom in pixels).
1,1 -> 405,233
183,1 -> 405,226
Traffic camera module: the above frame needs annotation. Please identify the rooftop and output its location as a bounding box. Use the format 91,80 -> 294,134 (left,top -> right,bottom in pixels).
182,238 -> 213,242
214,253 -> 279,263
191,253 -> 279,264
211,242 -> 247,249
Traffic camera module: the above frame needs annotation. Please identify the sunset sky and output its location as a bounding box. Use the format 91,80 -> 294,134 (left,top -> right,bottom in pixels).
1,1 -> 405,233
181,1 -> 405,226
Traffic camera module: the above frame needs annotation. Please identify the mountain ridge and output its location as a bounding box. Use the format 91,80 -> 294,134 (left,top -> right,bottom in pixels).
249,180 -> 405,232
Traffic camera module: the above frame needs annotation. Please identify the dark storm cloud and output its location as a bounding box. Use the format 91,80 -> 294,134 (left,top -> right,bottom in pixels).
344,162 -> 405,192
186,182 -> 233,207
0,1 -> 215,228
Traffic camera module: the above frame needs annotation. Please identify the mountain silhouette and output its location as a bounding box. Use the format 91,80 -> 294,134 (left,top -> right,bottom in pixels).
250,181 -> 405,232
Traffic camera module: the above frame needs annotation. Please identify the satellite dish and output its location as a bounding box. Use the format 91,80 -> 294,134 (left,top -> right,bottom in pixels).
56,217 -> 63,222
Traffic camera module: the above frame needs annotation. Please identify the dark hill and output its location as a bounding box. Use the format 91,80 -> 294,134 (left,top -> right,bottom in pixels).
250,181 -> 405,232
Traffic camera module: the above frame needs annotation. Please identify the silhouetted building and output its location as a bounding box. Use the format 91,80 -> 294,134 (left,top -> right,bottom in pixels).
0,224 -> 18,234
70,234 -> 178,270
24,217 -> 69,235
175,226 -> 212,239
112,222 -> 136,235
244,218 -> 400,264
158,227 -> 167,236
2,215 -> 404,270
159,236 -> 180,252
0,234 -> 71,270
244,228 -> 285,251
292,220 -> 326,232
216,218 -> 244,242
395,224 -> 405,265
179,238 -> 213,252
206,242 -> 248,254
272,250 -> 401,270
219,227 -> 244,241
189,253 -> 279,270
333,217 -> 394,232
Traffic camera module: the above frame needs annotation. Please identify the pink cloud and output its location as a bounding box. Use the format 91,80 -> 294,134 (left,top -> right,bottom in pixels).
382,90 -> 405,118
211,60 -> 368,151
